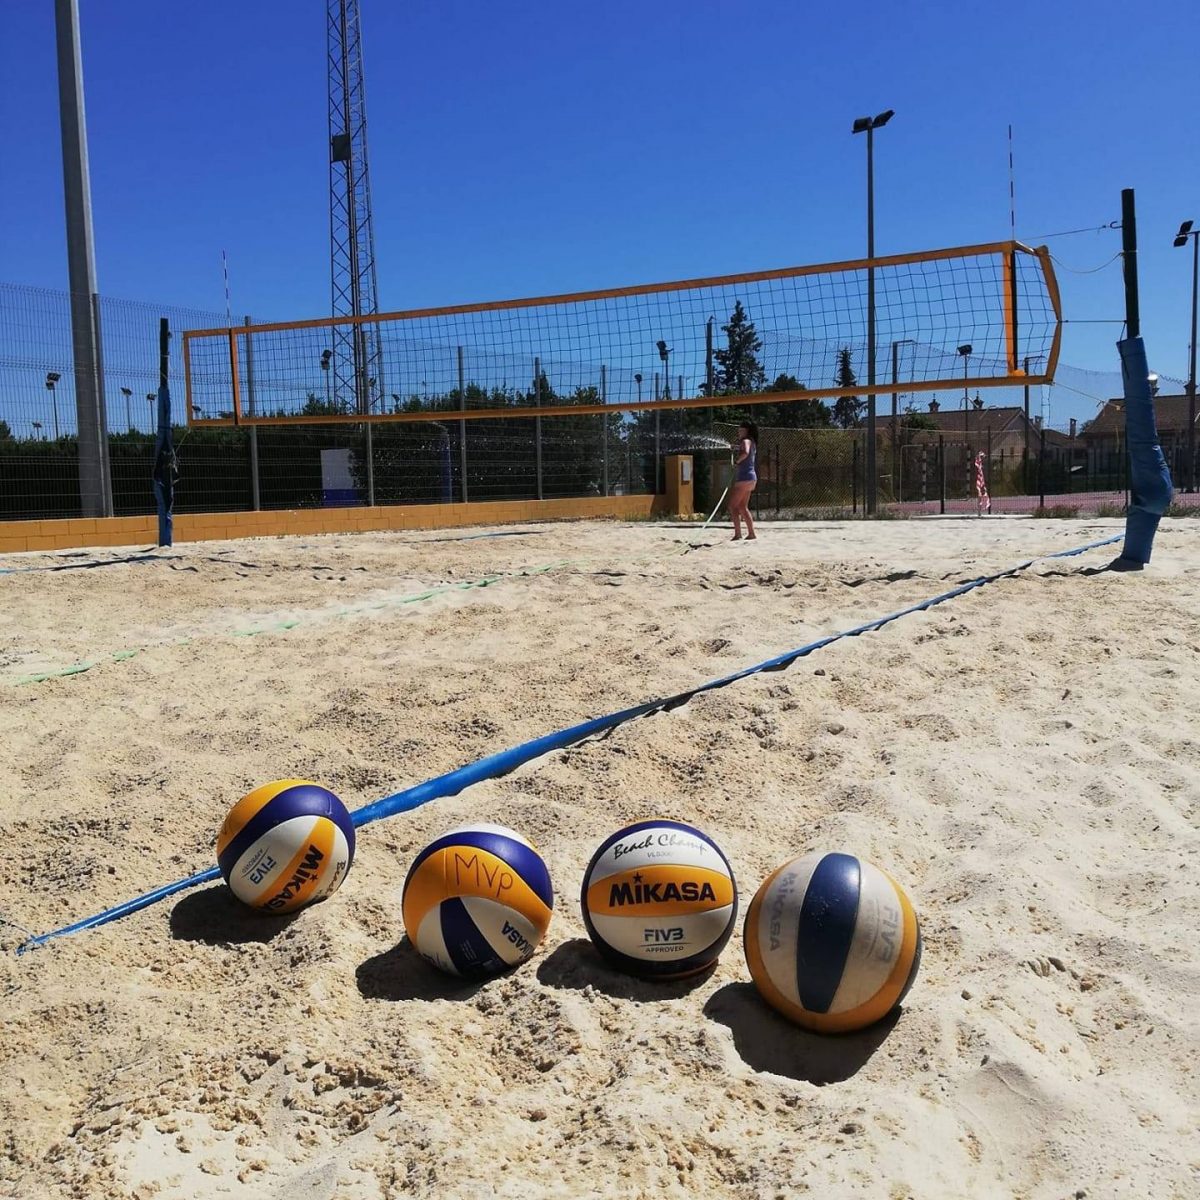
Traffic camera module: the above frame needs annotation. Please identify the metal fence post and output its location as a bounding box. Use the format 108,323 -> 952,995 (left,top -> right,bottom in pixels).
1039,427 -> 1046,508
852,438 -> 858,513
457,344 -> 468,503
600,364 -> 608,496
534,356 -> 543,500
364,422 -> 375,508
775,444 -> 781,515
89,292 -> 114,515
938,434 -> 946,515
243,315 -> 260,511
654,410 -> 661,494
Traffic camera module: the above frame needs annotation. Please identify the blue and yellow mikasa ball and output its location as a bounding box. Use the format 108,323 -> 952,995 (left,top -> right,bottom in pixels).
402,823 -> 554,979
744,851 -> 922,1033
581,819 -> 737,979
216,780 -> 355,913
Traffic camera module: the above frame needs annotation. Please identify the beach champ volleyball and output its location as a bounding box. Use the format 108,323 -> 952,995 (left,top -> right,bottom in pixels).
581,819 -> 737,978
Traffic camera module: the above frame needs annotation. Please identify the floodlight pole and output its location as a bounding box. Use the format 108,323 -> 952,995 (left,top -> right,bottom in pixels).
54,0 -> 112,517
1177,224 -> 1199,492
1190,231 -> 1198,493
865,122 -> 877,514
853,109 -> 892,516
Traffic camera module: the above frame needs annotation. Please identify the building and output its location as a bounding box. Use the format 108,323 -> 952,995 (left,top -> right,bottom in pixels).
1082,394 -> 1194,487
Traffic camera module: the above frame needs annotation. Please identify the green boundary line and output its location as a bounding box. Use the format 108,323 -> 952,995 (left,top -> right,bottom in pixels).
9,543 -> 697,686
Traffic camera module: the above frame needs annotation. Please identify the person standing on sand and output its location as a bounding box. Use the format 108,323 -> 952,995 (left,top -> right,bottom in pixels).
729,422 -> 758,541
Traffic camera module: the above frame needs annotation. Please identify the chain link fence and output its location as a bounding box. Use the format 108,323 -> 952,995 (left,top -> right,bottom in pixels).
3,281 -> 1192,524
713,416 -> 1198,518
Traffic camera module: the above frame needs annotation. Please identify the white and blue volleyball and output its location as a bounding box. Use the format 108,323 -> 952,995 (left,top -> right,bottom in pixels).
216,779 -> 355,913
581,819 -> 737,979
744,851 -> 922,1033
402,823 -> 554,979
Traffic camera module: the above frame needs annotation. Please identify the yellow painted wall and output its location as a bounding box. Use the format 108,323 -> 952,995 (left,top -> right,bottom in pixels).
0,494 -> 664,553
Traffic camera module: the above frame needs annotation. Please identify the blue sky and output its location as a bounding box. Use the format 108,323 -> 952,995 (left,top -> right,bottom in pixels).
2,0 -> 1197,426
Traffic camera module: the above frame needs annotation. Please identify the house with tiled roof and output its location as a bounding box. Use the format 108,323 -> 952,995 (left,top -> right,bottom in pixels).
1082,394 -> 1195,449
1082,394 -> 1194,484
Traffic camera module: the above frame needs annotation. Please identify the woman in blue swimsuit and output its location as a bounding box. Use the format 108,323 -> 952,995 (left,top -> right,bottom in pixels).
730,422 -> 757,541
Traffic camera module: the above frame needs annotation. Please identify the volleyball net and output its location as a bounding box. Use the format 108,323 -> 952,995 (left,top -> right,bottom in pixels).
183,241 -> 1060,428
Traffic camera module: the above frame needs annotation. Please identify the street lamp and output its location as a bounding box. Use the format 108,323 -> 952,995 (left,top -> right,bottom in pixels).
852,108 -> 894,515
32,421 -> 43,440
1174,220 -> 1198,491
634,373 -> 643,404
45,372 -> 61,440
957,345 -> 972,442
656,340 -> 670,400
120,386 -> 133,432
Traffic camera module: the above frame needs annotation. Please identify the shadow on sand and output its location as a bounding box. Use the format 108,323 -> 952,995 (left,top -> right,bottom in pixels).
536,937 -> 716,1002
355,936 -> 490,1003
703,982 -> 901,1085
169,885 -> 299,946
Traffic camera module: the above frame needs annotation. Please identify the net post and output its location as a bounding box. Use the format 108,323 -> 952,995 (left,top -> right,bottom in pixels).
1121,189 -> 1139,338
534,356 -> 543,501
458,344 -> 468,503
244,314 -> 260,511
153,317 -> 173,547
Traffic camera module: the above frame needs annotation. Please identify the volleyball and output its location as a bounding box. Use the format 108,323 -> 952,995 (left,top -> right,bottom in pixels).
402,823 -> 554,979
216,779 -> 356,913
580,819 -> 737,978
744,851 -> 922,1033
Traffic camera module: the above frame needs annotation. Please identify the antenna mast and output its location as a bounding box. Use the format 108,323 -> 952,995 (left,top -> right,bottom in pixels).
327,0 -> 383,414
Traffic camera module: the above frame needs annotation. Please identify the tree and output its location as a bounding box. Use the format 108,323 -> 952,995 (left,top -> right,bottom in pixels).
0,420 -> 12,442
301,391 -> 350,417
900,403 -> 937,432
714,301 -> 766,395
832,348 -> 863,429
764,374 -> 833,428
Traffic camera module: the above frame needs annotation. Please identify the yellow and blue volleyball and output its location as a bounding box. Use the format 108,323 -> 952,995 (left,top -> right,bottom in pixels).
581,819 -> 737,978
401,823 -> 554,979
216,779 -> 355,914
744,851 -> 922,1033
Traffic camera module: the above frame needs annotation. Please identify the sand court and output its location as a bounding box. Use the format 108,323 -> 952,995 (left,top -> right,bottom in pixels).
1,517 -> 1197,1199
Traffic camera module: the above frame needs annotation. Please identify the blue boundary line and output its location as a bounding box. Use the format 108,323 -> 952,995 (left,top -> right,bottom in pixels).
15,534 -> 1120,953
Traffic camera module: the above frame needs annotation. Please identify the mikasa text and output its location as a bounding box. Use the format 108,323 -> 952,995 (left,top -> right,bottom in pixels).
263,844 -> 326,910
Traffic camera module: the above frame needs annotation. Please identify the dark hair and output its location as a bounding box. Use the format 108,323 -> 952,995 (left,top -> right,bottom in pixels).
738,421 -> 759,444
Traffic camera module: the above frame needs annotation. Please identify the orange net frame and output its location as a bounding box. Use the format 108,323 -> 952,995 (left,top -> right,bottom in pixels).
183,241 -> 1060,428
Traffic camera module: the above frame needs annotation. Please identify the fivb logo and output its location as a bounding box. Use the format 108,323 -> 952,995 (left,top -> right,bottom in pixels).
608,879 -> 717,906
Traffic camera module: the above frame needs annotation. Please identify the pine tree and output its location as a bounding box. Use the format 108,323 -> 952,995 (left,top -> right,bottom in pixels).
832,348 -> 863,429
714,301 -> 766,395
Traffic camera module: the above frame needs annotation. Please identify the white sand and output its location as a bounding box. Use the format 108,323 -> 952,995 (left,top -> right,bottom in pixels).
0,517 -> 1196,1200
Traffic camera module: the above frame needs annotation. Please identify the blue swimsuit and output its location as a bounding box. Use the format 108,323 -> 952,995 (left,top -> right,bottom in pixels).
735,440 -> 757,483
